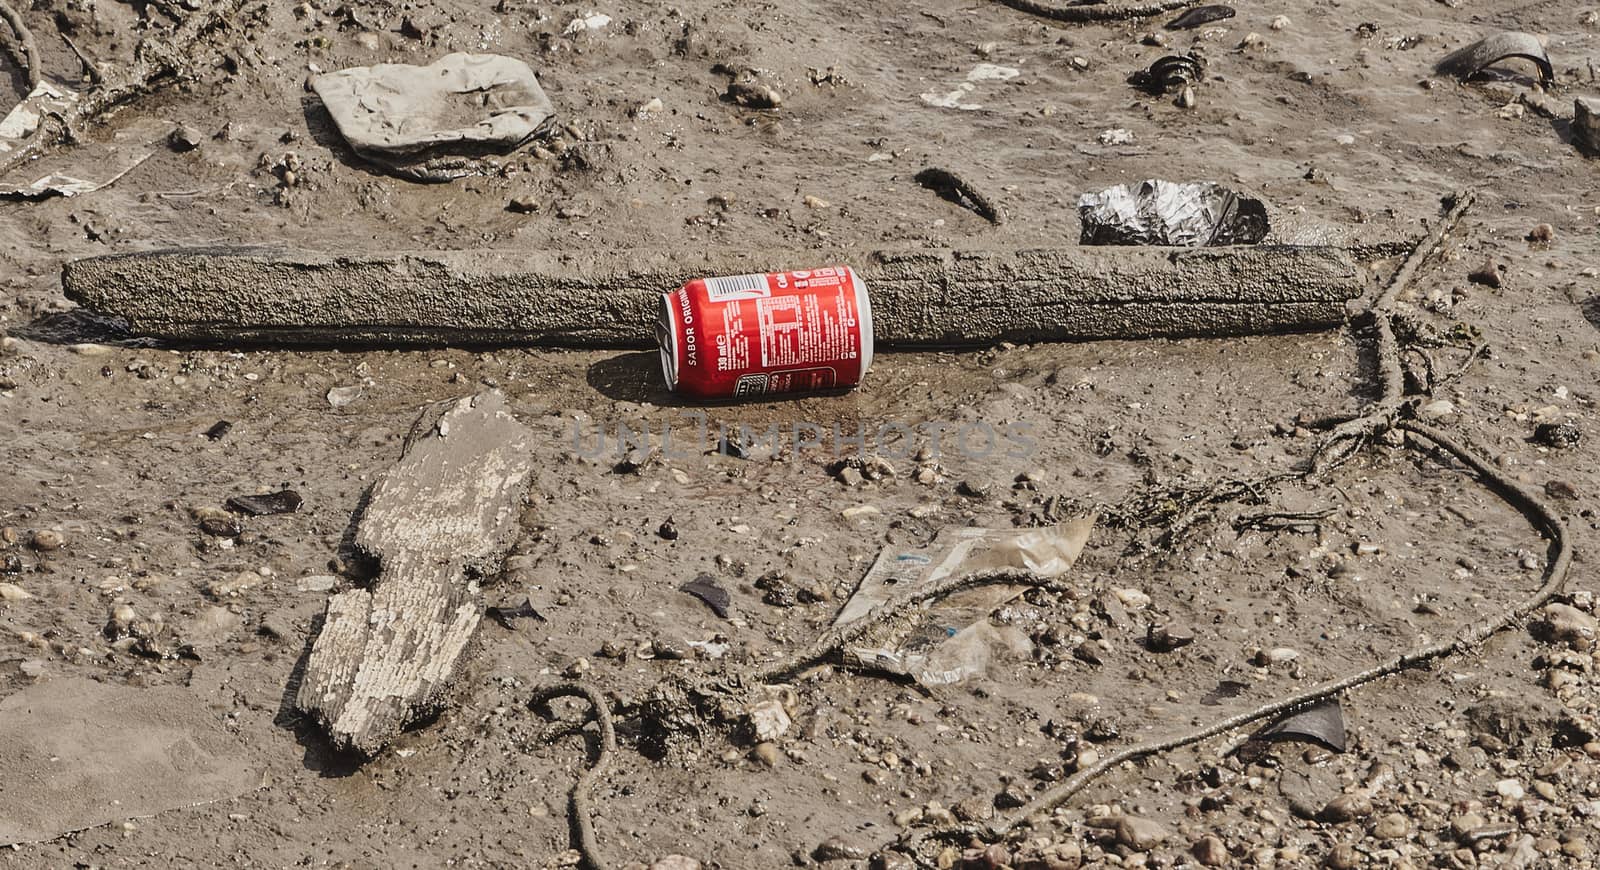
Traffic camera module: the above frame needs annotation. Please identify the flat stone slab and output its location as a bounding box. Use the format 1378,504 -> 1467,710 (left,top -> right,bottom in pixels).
0,678 -> 262,845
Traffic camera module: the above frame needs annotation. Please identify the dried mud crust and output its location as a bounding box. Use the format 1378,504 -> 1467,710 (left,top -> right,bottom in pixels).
1,1 -> 1599,869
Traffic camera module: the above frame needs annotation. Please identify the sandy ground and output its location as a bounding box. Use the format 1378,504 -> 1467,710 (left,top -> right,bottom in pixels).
1,0 -> 1599,867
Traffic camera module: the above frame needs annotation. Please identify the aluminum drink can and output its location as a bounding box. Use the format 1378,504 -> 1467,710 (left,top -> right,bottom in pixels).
656,266 -> 874,400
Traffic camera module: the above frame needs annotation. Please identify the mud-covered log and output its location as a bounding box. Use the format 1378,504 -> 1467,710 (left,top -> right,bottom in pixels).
294,391 -> 533,756
62,245 -> 1366,347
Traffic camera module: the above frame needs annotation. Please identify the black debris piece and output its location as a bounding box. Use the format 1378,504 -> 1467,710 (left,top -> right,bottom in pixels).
681,573 -> 732,619
1254,696 -> 1347,753
1165,4 -> 1234,30
225,489 -> 304,516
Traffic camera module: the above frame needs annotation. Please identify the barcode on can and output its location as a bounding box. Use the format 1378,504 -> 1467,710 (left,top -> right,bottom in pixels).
704,273 -> 771,300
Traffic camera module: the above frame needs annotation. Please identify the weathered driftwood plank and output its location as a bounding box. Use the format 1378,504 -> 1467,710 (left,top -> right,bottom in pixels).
295,391 -> 533,755
61,244 -> 1366,347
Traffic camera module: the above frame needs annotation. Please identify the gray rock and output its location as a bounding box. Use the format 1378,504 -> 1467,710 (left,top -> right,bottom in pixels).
1575,97 -> 1600,156
1112,815 -> 1169,851
168,125 -> 204,152
1373,811 -> 1411,840
649,858 -> 702,870
813,837 -> 866,862
1541,603 -> 1597,649
869,852 -> 916,870
297,575 -> 339,593
1192,835 -> 1230,866
1279,765 -> 1339,820
1320,793 -> 1373,824
1324,844 -> 1360,869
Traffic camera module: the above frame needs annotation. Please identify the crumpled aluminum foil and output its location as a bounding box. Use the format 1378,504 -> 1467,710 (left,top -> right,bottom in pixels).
1078,179 -> 1270,247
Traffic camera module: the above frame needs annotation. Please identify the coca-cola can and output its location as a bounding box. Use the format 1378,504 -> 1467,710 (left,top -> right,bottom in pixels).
656,266 -> 874,400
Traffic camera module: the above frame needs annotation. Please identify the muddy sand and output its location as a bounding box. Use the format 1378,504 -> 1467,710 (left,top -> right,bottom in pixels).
1,0 -> 1598,868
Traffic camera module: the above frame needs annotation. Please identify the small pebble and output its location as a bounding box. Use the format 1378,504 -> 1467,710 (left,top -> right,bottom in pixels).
192,507 -> 242,538
728,82 -> 781,109
1451,812 -> 1487,839
327,385 -> 362,408
1320,793 -> 1373,823
956,479 -> 992,499
751,742 -> 781,767
297,575 -> 338,593
1118,815 -> 1169,849
870,852 -> 916,870
29,529 -> 63,552
1325,844 -> 1360,870
1542,603 -> 1597,649
813,837 -> 866,862
1146,622 -> 1194,652
1495,778 -> 1525,800
1192,835 -> 1230,866
1468,257 -> 1502,288
1113,587 -> 1152,610
1373,811 -> 1411,840
1417,399 -> 1456,421
168,125 -> 204,151
207,570 -> 262,598
1253,646 -> 1299,666
650,638 -> 690,660
1095,814 -> 1168,850
649,858 -> 702,870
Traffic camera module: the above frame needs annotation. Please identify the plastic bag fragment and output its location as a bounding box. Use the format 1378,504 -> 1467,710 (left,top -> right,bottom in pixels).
1435,32 -> 1553,86
833,518 -> 1094,687
311,53 -> 556,181
1078,179 -> 1269,247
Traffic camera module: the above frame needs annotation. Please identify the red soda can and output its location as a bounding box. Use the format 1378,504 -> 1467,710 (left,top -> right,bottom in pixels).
656,266 -> 874,400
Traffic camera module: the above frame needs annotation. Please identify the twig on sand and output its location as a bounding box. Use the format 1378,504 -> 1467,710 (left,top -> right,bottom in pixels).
1310,190 -> 1478,474
0,0 -> 40,89
530,682 -> 618,870
914,167 -> 1006,225
994,0 -> 1200,24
